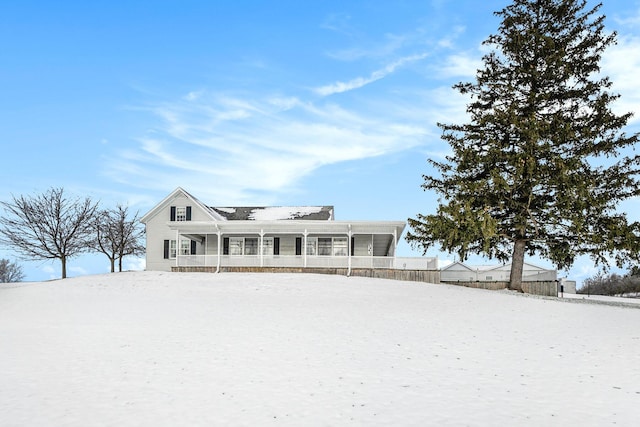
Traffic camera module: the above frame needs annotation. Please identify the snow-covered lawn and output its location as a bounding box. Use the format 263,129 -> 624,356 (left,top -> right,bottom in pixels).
1,272 -> 639,426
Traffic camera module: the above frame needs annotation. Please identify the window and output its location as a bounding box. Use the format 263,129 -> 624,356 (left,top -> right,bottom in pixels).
164,239 -> 192,258
245,238 -> 258,255
318,238 -> 332,256
176,207 -> 187,221
227,237 -> 260,256
170,206 -> 191,221
180,239 -> 191,256
333,237 -> 348,256
306,237 -> 317,255
229,237 -> 244,255
262,237 -> 274,255
306,237 -> 349,257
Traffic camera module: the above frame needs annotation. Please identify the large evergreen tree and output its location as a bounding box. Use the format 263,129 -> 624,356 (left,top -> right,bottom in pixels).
407,0 -> 640,291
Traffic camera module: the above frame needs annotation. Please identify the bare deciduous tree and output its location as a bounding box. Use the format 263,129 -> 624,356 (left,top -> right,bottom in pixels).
0,259 -> 24,283
579,271 -> 640,297
92,205 -> 145,273
0,187 -> 99,279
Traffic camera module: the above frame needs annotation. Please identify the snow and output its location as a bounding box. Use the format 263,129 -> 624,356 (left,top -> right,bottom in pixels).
1,272 -> 639,426
248,206 -> 324,220
215,207 -> 237,214
562,292 -> 640,306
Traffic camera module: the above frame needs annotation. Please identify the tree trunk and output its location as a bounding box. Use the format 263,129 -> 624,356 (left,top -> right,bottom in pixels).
61,256 -> 67,279
118,257 -> 123,272
509,239 -> 526,292
110,258 -> 115,273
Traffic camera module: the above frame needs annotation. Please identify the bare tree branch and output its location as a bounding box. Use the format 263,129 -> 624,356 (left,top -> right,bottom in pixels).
0,259 -> 25,283
0,187 -> 99,279
91,205 -> 145,272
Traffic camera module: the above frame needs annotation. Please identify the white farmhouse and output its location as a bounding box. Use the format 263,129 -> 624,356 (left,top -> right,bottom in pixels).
141,188 -> 419,274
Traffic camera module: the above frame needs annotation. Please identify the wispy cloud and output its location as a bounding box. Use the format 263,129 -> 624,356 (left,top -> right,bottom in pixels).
326,33 -> 408,61
320,12 -> 356,38
613,7 -> 640,27
314,53 -> 429,96
106,91 -> 433,204
601,34 -> 640,124
433,51 -> 482,79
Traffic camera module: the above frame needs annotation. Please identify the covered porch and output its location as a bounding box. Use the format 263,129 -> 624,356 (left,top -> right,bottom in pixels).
168,220 -> 428,273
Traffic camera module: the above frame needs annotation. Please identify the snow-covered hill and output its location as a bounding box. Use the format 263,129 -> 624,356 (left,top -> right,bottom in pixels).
1,272 -> 638,426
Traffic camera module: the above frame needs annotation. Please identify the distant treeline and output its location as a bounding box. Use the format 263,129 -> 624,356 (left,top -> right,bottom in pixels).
579,270 -> 640,297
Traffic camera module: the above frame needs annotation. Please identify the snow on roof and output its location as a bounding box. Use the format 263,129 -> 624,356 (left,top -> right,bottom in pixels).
210,206 -> 333,221
248,206 -> 326,220
215,207 -> 237,214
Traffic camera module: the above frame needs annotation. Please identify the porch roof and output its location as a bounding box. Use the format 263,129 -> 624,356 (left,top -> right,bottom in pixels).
168,220 -> 406,236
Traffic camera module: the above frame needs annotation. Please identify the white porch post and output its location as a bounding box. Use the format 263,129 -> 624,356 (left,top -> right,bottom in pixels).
347,224 -> 352,276
393,229 -> 397,269
303,229 -> 308,268
175,229 -> 180,268
216,225 -> 221,273
260,229 -> 264,268
371,234 -> 374,268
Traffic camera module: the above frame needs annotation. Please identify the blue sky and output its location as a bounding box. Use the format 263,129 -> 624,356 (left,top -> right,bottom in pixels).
1,0 -> 639,284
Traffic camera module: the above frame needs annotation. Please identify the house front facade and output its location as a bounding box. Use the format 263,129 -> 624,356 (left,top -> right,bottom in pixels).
141,188 -> 412,274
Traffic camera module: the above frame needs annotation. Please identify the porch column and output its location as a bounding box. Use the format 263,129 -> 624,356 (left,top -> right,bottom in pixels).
393,229 -> 397,268
260,229 -> 264,267
175,229 -> 180,268
216,226 -> 221,273
371,234 -> 374,268
303,229 -> 308,268
347,224 -> 352,276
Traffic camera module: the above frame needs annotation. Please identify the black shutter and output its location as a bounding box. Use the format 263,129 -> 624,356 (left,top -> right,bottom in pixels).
186,206 -> 192,221
170,206 -> 176,221
295,237 -> 302,256
163,240 -> 170,259
190,240 -> 196,255
351,237 -> 355,256
223,237 -> 229,255
274,237 -> 280,255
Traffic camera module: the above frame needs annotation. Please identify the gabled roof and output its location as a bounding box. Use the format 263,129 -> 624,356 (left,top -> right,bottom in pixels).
440,261 -> 498,272
484,261 -> 552,272
440,261 -> 474,272
140,187 -> 226,224
210,206 -> 334,221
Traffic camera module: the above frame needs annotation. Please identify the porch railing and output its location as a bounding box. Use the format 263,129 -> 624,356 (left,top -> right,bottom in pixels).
176,255 -> 438,270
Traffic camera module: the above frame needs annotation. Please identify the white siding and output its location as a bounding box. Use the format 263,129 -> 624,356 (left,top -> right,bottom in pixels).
143,192 -> 212,272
